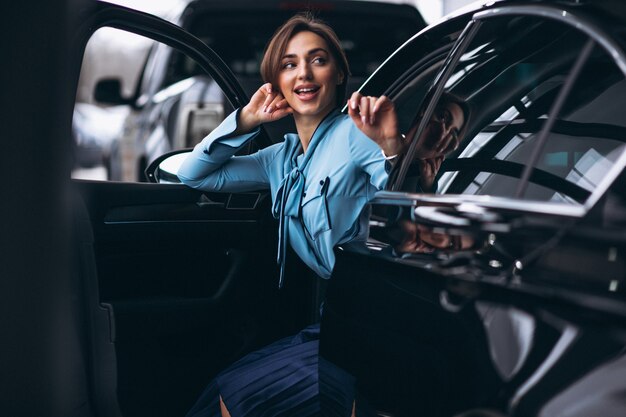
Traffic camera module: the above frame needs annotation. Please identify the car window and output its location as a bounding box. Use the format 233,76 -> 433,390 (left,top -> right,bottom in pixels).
72,28 -> 237,182
395,15 -> 626,207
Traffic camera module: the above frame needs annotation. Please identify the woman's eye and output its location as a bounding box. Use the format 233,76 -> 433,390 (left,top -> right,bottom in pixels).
282,62 -> 295,69
312,57 -> 326,65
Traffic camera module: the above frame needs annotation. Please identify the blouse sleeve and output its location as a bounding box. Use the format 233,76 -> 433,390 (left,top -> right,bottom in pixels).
177,109 -> 281,193
347,122 -> 389,190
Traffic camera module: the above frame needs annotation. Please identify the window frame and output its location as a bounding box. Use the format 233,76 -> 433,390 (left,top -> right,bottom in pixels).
386,4 -> 626,218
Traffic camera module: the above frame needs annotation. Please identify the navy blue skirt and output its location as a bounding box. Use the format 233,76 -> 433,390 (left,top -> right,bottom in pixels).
186,324 -> 355,417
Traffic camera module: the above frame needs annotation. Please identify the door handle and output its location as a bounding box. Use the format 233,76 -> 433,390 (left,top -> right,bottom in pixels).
226,193 -> 261,210
196,193 -> 262,210
196,194 -> 225,208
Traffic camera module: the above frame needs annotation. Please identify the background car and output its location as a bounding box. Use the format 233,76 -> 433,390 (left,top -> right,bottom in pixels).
72,102 -> 129,172
86,0 -> 426,181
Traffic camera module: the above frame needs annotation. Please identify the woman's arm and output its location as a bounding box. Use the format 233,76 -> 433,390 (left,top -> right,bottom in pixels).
347,123 -> 389,190
346,93 -> 406,190
177,83 -> 291,192
177,110 -> 282,192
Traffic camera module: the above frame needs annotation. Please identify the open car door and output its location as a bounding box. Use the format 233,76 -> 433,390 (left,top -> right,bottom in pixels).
71,3 -> 321,416
320,4 -> 626,417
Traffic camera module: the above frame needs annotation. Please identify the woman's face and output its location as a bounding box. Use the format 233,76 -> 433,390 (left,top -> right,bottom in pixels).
277,31 -> 343,121
414,101 -> 465,160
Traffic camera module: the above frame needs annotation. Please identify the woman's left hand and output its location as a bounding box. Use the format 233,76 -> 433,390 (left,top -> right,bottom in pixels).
348,93 -> 405,157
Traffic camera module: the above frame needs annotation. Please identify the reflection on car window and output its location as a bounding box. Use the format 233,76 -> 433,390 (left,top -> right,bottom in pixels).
398,15 -> 626,206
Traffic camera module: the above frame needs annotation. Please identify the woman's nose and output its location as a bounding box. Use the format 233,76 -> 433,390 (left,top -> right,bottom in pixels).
297,63 -> 313,79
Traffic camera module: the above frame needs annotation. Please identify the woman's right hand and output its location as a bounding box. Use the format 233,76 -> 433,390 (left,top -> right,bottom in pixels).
347,93 -> 404,158
238,83 -> 293,132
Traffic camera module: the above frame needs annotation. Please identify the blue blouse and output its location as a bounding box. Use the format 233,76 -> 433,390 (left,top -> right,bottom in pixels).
177,108 -> 388,281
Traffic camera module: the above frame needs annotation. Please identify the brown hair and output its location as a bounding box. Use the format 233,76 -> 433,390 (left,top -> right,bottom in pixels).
260,13 -> 351,106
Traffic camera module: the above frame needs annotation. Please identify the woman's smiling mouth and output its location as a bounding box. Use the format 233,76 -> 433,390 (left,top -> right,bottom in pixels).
294,85 -> 320,101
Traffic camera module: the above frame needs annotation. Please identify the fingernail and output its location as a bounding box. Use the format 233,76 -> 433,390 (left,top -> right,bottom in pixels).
267,106 -> 273,113
361,116 -> 367,124
351,101 -> 357,110
262,105 -> 267,112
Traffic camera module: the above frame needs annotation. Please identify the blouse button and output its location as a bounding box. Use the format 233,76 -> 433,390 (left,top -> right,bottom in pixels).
319,180 -> 324,185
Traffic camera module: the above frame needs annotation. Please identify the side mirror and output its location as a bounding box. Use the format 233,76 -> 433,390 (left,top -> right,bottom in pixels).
94,78 -> 132,105
145,149 -> 191,183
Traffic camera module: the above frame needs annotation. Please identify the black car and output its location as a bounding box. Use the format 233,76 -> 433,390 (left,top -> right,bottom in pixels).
4,1 -> 626,417
315,1 -> 626,416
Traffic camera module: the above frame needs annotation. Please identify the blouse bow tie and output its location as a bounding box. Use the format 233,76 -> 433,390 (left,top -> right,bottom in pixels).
273,168 -> 305,221
273,164 -> 307,289
271,109 -> 340,288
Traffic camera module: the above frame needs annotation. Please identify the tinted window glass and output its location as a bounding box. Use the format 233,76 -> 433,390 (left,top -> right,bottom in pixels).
397,16 -> 626,205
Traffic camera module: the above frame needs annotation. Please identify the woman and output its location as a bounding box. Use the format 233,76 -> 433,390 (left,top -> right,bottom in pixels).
179,14 -> 403,417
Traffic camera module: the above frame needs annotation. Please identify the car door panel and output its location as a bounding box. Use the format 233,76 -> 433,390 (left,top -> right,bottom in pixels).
322,235 -> 626,416
75,181 -> 270,300
321,248 -> 505,416
72,4 -> 318,416
74,180 -> 307,416
75,177 -> 321,417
